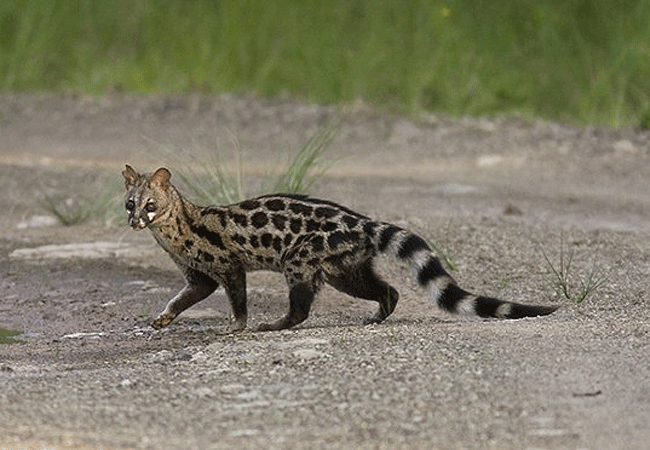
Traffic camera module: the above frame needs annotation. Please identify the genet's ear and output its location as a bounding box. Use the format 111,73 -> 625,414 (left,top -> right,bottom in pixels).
149,167 -> 172,190
122,164 -> 139,189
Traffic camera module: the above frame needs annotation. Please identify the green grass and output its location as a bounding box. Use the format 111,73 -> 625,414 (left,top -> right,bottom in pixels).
1,0 -> 649,126
542,234 -> 608,304
0,328 -> 21,344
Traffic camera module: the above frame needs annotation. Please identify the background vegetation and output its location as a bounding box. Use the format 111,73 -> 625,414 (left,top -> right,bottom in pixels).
1,0 -> 649,127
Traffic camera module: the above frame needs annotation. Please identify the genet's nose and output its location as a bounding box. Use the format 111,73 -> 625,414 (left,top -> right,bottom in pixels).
129,216 -> 147,230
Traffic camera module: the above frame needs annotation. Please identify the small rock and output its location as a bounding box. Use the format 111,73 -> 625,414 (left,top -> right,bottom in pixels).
16,215 -> 58,230
503,204 -> 523,216
293,348 -> 327,360
146,350 -> 173,364
61,332 -> 105,340
613,139 -> 637,155
190,351 -> 208,363
193,386 -> 215,398
476,154 -> 504,167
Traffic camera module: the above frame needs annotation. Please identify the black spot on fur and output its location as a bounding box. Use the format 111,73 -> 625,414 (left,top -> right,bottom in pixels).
306,219 -> 320,232
272,214 -> 287,231
184,239 -> 194,249
273,236 -> 283,253
397,234 -> 430,260
342,215 -> 359,229
328,231 -> 345,249
363,221 -> 378,238
378,225 -> 401,252
321,221 -> 338,232
328,231 -> 359,249
290,218 -> 302,234
192,224 -> 226,250
200,207 -> 217,216
265,199 -> 286,211
200,207 -> 228,227
261,233 -> 273,248
314,206 -> 338,219
289,202 -> 313,216
232,234 -> 247,246
283,234 -> 293,247
249,235 -> 259,248
417,257 -> 447,286
297,196 -> 367,219
239,199 -> 261,210
310,235 -> 324,252
231,213 -> 248,227
251,211 -> 269,228
198,250 -> 215,263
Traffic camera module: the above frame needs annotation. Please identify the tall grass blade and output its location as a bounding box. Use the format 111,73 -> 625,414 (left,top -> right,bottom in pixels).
272,123 -> 339,194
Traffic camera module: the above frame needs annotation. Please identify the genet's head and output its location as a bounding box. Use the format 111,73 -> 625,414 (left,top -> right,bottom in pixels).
122,165 -> 173,230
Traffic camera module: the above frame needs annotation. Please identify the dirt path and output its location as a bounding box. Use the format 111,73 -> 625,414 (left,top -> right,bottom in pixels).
1,93 -> 650,450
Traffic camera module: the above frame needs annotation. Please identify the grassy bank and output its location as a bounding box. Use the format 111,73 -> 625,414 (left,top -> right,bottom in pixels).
1,0 -> 649,127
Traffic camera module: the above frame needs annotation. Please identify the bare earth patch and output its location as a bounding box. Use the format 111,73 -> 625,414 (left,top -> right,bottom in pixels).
1,93 -> 650,450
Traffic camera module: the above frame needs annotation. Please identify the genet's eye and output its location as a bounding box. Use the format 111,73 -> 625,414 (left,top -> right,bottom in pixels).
125,199 -> 135,211
145,202 -> 156,212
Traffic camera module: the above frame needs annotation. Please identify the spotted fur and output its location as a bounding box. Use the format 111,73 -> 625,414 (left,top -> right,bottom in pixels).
122,165 -> 557,332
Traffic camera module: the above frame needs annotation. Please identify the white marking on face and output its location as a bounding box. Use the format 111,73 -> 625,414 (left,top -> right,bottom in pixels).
139,218 -> 146,228
147,212 -> 156,222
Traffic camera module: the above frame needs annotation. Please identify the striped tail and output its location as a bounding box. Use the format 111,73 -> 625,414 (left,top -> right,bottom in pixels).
373,223 -> 557,319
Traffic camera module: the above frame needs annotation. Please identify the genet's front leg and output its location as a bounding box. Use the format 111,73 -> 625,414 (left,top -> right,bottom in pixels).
152,270 -> 219,329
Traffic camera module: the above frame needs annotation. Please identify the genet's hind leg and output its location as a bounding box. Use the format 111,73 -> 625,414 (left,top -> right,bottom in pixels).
257,282 -> 317,332
327,259 -> 399,324
221,265 -> 248,333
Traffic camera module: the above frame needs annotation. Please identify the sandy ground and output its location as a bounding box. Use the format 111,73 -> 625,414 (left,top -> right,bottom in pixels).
1,93 -> 650,450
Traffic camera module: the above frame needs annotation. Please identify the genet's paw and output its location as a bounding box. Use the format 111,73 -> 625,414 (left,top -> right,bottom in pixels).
255,318 -> 290,332
151,314 -> 175,330
363,313 -> 386,326
229,317 -> 247,334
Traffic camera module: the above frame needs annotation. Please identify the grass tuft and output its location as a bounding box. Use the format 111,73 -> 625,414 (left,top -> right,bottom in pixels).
542,234 -> 608,304
39,178 -> 123,227
166,124 -> 338,206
